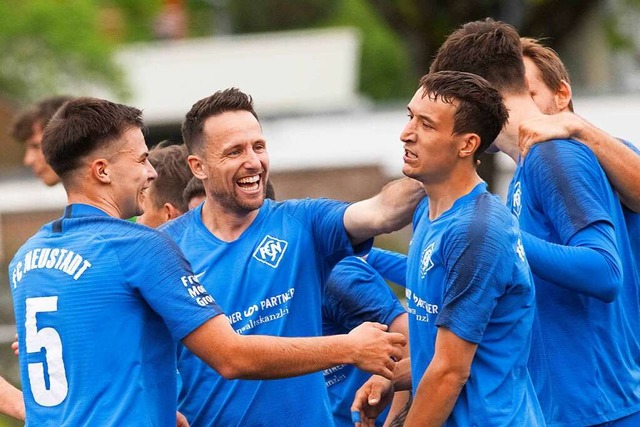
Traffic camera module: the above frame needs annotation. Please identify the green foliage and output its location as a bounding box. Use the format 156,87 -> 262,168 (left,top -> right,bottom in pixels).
0,0 -> 128,104
328,0 -> 416,101
103,0 -> 163,41
229,0 -> 339,33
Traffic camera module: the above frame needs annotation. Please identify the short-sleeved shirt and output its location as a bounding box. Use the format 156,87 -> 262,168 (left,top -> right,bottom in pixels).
407,183 -> 544,426
508,139 -> 640,426
9,204 -> 222,426
161,198 -> 370,426
322,256 -> 406,427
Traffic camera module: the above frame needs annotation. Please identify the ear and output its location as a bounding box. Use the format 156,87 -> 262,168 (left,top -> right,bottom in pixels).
187,154 -> 207,179
164,203 -> 183,221
91,158 -> 111,184
554,80 -> 572,112
458,133 -> 481,160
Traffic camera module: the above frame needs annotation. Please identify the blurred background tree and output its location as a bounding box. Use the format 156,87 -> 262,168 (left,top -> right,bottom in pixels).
0,0 -> 128,105
0,0 -> 638,105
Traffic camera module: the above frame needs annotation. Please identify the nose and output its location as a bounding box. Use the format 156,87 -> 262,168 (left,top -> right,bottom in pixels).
147,162 -> 158,181
400,121 -> 415,143
244,148 -> 263,170
23,148 -> 35,167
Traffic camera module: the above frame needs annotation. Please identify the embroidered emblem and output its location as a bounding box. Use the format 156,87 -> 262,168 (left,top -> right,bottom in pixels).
253,235 -> 288,268
420,242 -> 435,278
512,181 -> 522,218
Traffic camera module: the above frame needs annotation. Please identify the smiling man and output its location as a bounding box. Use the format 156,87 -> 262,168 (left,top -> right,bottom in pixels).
161,88 -> 424,426
9,97 -> 407,426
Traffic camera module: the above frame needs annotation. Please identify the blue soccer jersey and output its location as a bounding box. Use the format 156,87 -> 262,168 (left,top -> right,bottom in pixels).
366,247 -> 407,287
322,256 -> 406,427
507,139 -> 640,426
8,204 -> 223,426
406,183 -> 544,426
161,198 -> 370,426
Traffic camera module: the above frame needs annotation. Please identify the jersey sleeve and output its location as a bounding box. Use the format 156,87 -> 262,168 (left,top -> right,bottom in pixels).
366,247 -> 407,287
323,257 -> 405,331
117,229 -> 224,341
296,198 -> 373,266
435,199 -> 513,344
525,140 -> 614,243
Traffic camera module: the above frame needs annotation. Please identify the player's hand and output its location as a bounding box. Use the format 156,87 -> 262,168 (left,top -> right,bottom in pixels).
347,322 -> 405,379
11,334 -> 19,357
350,374 -> 394,427
518,112 -> 579,157
176,411 -> 189,427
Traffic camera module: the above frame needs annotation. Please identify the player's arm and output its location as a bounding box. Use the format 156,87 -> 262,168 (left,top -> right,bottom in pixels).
366,248 -> 407,287
519,112 -> 640,212
351,358 -> 413,427
522,223 -> 622,302
382,314 -> 411,426
0,376 -> 25,422
182,315 -> 405,380
344,178 -> 425,244
403,328 -> 477,427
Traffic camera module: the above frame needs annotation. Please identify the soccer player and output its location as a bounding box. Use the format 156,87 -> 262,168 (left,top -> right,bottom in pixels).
8,97 -> 406,426
161,88 -> 424,426
137,143 -> 193,227
353,70 -> 543,426
430,19 -> 640,426
183,177 -> 411,427
10,96 -> 74,186
0,376 -> 24,421
518,37 -> 640,212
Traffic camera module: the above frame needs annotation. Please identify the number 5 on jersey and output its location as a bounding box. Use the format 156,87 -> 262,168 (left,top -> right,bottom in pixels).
25,296 -> 69,406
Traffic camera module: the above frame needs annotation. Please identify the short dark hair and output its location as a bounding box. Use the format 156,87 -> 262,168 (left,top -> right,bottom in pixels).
521,37 -> 574,112
419,71 -> 509,160
148,144 -> 192,213
10,95 -> 75,142
42,97 -> 144,179
182,88 -> 259,154
430,18 -> 527,96
183,176 -> 205,207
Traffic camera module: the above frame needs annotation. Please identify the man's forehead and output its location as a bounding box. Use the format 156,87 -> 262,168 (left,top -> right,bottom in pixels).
203,112 -> 263,145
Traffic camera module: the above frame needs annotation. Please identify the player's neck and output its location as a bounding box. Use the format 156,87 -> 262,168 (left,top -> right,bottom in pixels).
424,171 -> 482,221
67,191 -> 125,219
200,198 -> 260,242
496,94 -> 547,162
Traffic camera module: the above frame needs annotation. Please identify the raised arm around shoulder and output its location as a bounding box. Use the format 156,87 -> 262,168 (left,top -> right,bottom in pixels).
519,112 -> 640,212
404,328 -> 477,427
0,376 -> 24,422
182,315 -> 405,380
344,178 -> 425,245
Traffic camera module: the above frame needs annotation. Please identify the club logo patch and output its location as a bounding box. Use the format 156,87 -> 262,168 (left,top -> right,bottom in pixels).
253,235 -> 288,268
512,181 -> 522,218
420,242 -> 435,278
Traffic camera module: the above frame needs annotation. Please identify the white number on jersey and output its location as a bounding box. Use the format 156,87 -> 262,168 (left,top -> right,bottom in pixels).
25,296 -> 69,406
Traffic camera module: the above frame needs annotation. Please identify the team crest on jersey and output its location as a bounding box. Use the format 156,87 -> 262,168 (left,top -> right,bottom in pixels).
512,181 -> 522,218
253,235 -> 288,268
420,242 -> 435,278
